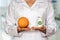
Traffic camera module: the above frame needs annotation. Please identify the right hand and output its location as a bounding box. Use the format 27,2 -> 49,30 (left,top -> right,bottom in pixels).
17,26 -> 31,32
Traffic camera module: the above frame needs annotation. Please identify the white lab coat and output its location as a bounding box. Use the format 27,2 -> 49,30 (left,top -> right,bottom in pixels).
5,0 -> 57,40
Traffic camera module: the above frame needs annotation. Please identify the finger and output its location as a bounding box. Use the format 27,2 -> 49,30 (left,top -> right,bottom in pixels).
31,27 -> 34,30
25,28 -> 31,31
39,26 -> 46,31
21,28 -> 31,31
31,27 -> 40,30
17,26 -> 22,32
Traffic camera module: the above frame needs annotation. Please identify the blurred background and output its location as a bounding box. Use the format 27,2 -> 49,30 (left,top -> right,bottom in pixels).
0,0 -> 60,40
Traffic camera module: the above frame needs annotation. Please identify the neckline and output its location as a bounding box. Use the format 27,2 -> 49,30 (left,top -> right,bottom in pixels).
23,0 -> 37,9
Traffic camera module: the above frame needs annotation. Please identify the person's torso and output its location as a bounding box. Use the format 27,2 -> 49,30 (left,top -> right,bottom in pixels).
12,0 -> 48,40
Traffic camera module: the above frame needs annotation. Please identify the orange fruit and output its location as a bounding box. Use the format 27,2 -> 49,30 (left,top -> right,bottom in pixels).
18,17 -> 29,28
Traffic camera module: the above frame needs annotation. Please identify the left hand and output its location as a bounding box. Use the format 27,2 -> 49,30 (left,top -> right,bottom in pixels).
31,25 -> 46,33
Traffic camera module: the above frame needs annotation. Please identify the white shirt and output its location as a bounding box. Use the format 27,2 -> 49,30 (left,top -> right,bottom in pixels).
5,0 -> 57,40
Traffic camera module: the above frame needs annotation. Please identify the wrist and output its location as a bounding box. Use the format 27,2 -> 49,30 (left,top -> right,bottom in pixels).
17,27 -> 22,33
39,26 -> 46,34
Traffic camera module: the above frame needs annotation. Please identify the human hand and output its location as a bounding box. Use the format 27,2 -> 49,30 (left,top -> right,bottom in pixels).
31,25 -> 46,33
17,26 -> 31,33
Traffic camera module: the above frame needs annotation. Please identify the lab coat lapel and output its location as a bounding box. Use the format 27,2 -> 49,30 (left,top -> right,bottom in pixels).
15,0 -> 46,9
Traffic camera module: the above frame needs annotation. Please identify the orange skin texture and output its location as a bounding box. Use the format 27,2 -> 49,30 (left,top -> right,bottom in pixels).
18,17 -> 29,28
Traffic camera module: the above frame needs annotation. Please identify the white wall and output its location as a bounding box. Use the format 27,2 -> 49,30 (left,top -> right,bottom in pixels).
56,0 -> 60,14
0,0 -> 11,7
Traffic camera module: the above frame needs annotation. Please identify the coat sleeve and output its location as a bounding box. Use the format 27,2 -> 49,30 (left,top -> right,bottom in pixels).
5,0 -> 21,37
45,1 -> 57,37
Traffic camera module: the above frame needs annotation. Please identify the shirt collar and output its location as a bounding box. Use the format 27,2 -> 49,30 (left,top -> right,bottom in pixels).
15,0 -> 46,3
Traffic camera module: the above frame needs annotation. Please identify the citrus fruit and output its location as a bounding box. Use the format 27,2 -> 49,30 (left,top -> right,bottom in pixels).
18,17 -> 29,28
